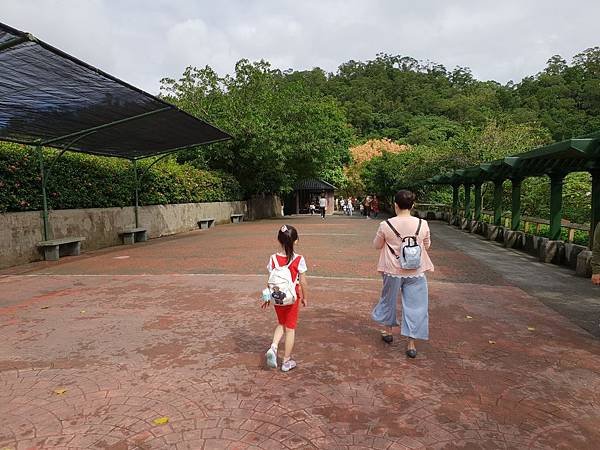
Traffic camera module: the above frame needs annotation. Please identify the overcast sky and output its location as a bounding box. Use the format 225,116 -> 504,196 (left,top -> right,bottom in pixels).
3,1 -> 599,94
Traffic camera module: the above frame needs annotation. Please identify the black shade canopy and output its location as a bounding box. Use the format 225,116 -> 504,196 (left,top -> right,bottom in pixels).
0,22 -> 230,159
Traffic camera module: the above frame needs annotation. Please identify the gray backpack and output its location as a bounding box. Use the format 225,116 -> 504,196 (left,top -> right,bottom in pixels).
385,219 -> 422,270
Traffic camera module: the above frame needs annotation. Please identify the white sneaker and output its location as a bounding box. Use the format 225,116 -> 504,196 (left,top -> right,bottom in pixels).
265,346 -> 277,369
281,359 -> 297,372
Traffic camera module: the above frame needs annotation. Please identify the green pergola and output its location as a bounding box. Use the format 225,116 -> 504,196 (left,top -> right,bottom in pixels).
427,132 -> 600,247
0,22 -> 231,241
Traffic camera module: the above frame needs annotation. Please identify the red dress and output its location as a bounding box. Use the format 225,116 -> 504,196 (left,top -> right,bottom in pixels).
270,254 -> 303,329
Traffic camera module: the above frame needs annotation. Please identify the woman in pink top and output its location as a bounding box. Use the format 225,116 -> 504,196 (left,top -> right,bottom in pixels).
372,190 -> 434,358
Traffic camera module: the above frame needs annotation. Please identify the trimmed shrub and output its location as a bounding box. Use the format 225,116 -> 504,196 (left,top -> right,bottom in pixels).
0,143 -> 242,212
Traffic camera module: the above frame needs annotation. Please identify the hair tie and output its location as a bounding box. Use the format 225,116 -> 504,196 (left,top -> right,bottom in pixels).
280,225 -> 288,233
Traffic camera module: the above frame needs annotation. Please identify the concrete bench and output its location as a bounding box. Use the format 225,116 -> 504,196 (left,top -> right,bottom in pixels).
37,237 -> 86,261
230,214 -> 244,224
197,217 -> 216,229
119,228 -> 148,245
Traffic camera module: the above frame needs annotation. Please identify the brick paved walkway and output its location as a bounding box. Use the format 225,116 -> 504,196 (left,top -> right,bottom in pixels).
1,216 -> 600,449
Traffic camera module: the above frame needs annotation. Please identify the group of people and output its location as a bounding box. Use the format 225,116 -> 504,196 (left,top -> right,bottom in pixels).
337,195 -> 380,218
262,189 -> 431,371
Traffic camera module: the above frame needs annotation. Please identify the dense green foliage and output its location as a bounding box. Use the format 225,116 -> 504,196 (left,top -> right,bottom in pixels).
0,143 -> 241,213
160,60 -> 353,195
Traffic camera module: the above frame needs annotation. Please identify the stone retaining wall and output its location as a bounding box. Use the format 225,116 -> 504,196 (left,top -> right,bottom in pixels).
0,198 -> 280,269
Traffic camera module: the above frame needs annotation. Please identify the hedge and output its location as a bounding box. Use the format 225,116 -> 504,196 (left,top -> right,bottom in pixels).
0,143 -> 242,213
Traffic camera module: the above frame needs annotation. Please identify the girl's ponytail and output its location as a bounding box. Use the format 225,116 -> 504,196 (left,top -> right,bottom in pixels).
278,225 -> 299,264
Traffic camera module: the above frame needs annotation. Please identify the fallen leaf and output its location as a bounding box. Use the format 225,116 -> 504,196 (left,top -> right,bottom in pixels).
54,389 -> 67,395
527,326 -> 536,331
41,306 -> 49,309
466,315 -> 473,319
153,417 -> 169,425
488,340 -> 496,345
80,310 -> 86,314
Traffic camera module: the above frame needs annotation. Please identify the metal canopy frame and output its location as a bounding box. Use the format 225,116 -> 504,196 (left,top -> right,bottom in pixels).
0,21 -> 233,242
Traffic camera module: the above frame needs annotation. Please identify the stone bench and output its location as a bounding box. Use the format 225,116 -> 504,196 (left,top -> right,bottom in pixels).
119,228 -> 148,245
230,214 -> 244,224
37,237 -> 86,261
198,217 -> 216,229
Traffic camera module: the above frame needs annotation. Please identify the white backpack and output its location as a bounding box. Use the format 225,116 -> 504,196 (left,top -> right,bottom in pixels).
267,255 -> 298,306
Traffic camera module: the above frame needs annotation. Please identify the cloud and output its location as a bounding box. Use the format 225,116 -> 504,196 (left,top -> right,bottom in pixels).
2,0 -> 599,93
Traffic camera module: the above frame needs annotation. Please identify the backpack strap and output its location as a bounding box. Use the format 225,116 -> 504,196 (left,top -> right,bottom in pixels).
385,219 -> 402,238
415,218 -> 422,236
271,255 -> 281,270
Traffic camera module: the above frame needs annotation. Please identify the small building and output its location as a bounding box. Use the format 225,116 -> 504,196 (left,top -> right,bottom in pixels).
284,179 -> 336,215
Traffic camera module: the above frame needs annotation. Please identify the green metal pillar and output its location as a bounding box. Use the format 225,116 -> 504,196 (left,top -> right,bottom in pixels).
36,145 -> 50,241
590,168 -> 600,249
474,183 -> 482,221
452,184 -> 459,217
464,183 -> 472,220
549,172 -> 565,241
510,177 -> 523,231
133,159 -> 139,228
493,180 -> 503,226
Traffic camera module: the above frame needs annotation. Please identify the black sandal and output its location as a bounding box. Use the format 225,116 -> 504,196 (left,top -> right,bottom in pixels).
381,331 -> 393,344
406,349 -> 417,358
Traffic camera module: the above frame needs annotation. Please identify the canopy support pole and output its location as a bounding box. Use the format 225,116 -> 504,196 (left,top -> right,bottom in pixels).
590,167 -> 600,249
474,182 -> 482,221
130,153 -> 172,228
452,184 -> 459,219
549,172 -> 565,241
493,180 -> 503,226
36,145 -> 50,241
510,177 -> 523,231
133,159 -> 139,228
464,183 -> 472,220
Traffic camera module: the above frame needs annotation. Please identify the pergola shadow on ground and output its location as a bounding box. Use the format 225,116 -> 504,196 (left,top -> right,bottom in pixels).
1,216 -> 600,449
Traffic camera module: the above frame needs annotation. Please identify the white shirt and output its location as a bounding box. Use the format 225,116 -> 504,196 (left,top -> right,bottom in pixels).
319,198 -> 327,208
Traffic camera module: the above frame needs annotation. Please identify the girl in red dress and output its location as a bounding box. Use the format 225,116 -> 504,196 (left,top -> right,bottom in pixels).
262,225 -> 308,372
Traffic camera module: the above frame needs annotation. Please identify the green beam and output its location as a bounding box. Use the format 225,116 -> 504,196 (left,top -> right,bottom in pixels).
133,159 -> 139,228
493,180 -> 504,226
464,183 -> 472,220
0,34 -> 32,52
510,178 -> 523,231
590,168 -> 600,249
474,183 -> 482,221
549,173 -> 565,241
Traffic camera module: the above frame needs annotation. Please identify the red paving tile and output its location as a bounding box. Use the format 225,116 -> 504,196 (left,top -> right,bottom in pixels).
1,216 -> 600,449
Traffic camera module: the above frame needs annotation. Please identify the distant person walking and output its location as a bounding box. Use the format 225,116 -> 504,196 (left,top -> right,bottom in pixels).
364,196 -> 372,219
592,221 -> 600,286
347,197 -> 354,216
371,196 -> 380,218
319,195 -> 327,219
371,190 -> 434,358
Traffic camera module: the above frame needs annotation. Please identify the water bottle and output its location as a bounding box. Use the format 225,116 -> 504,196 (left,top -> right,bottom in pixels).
262,288 -> 271,302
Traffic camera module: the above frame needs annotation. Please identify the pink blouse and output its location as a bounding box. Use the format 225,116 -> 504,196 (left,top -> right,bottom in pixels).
373,216 -> 434,277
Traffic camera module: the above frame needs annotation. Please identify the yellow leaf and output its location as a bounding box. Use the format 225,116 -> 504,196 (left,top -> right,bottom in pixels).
54,389 -> 67,395
527,326 -> 536,331
466,315 -> 473,319
488,340 -> 496,345
80,310 -> 86,314
153,417 -> 169,425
